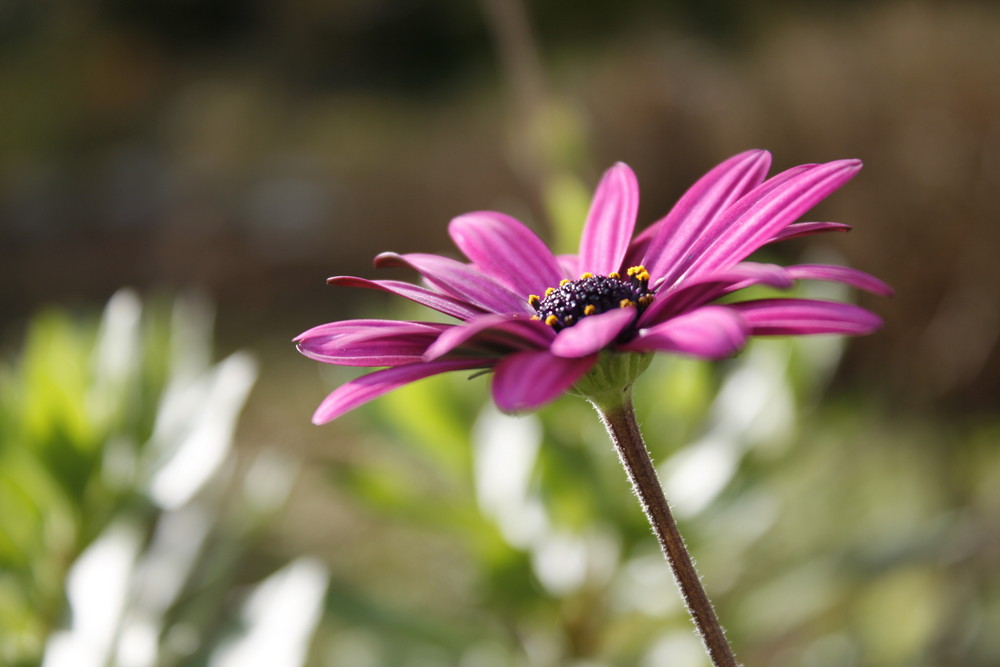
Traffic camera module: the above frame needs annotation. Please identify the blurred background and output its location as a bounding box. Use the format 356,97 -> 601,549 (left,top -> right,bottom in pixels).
1,0 -> 998,665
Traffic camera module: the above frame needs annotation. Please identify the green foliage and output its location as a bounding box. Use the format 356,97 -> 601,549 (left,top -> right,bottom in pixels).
0,291 -> 322,667
0,299 -> 151,663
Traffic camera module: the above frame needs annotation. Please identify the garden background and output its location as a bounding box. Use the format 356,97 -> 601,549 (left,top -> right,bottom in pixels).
1,0 -> 998,665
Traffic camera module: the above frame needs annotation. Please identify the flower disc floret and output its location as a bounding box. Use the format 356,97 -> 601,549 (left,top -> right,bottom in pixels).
529,268 -> 654,331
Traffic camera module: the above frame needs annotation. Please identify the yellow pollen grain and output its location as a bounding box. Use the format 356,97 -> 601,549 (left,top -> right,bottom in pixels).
620,299 -> 636,308
627,265 -> 648,277
580,272 -> 594,279
559,279 -> 571,287
545,287 -> 556,297
528,294 -> 540,307
530,314 -> 540,320
583,304 -> 596,316
544,314 -> 559,327
608,272 -> 620,279
638,295 -> 654,307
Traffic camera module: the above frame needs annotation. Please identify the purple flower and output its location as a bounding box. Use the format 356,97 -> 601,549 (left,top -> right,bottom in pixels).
297,150 -> 891,424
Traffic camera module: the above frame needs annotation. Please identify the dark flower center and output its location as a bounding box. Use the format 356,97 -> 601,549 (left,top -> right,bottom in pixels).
528,266 -> 654,331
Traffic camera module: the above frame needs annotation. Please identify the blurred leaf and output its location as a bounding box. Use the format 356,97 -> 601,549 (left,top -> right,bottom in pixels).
377,372 -> 482,482
545,172 -> 592,256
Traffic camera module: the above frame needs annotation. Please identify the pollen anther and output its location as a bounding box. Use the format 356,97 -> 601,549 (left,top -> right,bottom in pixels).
580,272 -> 594,279
583,304 -> 597,316
626,265 -> 650,283
545,287 -> 556,297
627,265 -> 649,279
528,294 -> 540,308
620,299 -> 636,309
544,314 -> 559,327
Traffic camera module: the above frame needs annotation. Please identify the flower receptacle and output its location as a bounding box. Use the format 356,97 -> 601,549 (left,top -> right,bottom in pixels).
570,350 -> 653,410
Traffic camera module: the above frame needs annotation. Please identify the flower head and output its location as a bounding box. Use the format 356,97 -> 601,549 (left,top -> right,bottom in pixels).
296,150 -> 891,423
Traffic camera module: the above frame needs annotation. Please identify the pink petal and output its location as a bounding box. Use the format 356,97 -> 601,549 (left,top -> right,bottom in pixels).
653,260 -> 794,293
767,221 -> 851,243
423,314 -> 553,361
297,322 -> 449,367
550,308 -> 636,358
714,261 -> 795,290
784,264 -> 894,296
640,149 -> 772,281
622,306 -> 749,359
294,318 -> 438,343
640,262 -> 793,327
491,350 -> 596,413
651,163 -> 814,286
449,212 -> 564,297
578,162 -> 639,275
728,298 -> 883,335
326,276 -> 484,321
374,252 -> 528,314
681,160 -> 863,283
312,359 -> 489,424
557,254 -> 581,279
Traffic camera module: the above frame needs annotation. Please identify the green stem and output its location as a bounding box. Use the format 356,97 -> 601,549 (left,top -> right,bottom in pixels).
593,392 -> 740,667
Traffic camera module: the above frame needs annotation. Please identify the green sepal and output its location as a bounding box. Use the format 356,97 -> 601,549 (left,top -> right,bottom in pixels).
569,351 -> 652,410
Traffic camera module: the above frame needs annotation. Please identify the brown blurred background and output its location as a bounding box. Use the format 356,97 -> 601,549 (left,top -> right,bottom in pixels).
1,0 -> 998,415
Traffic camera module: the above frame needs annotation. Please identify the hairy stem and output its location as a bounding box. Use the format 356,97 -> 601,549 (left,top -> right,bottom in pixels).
593,393 -> 740,667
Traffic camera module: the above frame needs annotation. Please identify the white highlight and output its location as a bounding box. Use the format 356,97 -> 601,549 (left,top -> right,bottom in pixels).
42,523 -> 141,667
663,343 -> 794,517
147,352 -> 258,509
641,632 -> 710,667
472,406 -> 620,595
115,504 -> 213,667
91,289 -> 142,408
613,553 -> 681,616
531,531 -> 589,597
210,558 -> 329,667
473,405 -> 546,548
